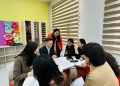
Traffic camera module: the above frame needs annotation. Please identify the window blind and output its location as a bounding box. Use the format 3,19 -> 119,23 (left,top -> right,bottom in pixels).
102,0 -> 120,54
41,22 -> 46,43
52,0 -> 80,44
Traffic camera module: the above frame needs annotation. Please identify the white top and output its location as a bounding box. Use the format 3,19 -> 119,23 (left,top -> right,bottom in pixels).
71,77 -> 84,86
23,76 -> 39,86
46,46 -> 50,54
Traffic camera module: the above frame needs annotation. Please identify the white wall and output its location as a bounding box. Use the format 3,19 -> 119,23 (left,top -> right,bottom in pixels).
79,0 -> 105,44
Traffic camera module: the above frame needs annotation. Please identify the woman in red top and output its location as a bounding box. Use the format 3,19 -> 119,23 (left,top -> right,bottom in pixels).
47,28 -> 62,57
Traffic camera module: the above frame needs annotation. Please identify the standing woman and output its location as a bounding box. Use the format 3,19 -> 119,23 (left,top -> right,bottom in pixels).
13,42 -> 39,86
47,28 -> 62,57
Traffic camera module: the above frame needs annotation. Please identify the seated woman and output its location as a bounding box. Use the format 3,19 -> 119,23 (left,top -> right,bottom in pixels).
82,43 -> 119,86
23,55 -> 67,86
64,38 -> 75,59
81,51 -> 120,85
104,51 -> 120,86
13,42 -> 39,86
76,38 -> 86,59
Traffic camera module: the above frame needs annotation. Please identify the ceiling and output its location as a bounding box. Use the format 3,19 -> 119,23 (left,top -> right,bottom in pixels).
40,0 -> 53,3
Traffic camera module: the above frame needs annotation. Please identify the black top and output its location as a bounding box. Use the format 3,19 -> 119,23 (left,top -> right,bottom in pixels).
51,40 -> 61,57
76,47 -> 83,59
64,45 -> 75,58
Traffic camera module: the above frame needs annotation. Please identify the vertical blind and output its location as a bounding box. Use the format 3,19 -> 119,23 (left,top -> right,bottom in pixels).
41,22 -> 46,43
52,0 -> 80,44
102,0 -> 120,54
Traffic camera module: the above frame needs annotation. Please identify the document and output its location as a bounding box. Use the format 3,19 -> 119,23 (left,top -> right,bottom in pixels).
54,57 -> 74,70
53,57 -> 85,70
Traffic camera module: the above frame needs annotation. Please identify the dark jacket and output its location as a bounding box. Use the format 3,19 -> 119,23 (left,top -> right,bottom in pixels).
64,45 -> 75,58
76,47 -> 83,59
39,46 -> 49,55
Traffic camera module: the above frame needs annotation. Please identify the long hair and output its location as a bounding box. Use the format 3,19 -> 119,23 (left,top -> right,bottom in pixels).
82,43 -> 106,66
33,55 -> 64,86
52,28 -> 60,42
16,42 -> 38,67
79,38 -> 86,46
104,51 -> 120,77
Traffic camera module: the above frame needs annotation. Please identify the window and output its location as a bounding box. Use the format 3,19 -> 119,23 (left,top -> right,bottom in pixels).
52,0 -> 80,44
102,0 -> 120,54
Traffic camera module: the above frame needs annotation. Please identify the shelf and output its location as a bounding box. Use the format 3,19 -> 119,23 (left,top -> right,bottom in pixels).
0,48 -> 4,56
5,46 -> 16,55
0,57 -> 6,64
0,45 -> 24,64
5,54 -> 16,57
6,55 -> 16,63
16,46 -> 24,53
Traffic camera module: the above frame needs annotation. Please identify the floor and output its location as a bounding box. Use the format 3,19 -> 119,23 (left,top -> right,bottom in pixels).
0,64 -> 9,86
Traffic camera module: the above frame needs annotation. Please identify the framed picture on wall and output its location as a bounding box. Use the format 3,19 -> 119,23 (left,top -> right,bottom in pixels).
0,20 -> 22,46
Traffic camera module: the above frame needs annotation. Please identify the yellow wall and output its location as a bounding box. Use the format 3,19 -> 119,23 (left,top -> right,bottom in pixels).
0,0 -> 49,43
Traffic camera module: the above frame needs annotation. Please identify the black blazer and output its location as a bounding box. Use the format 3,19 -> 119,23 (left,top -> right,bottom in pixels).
64,45 -> 75,58
39,46 -> 49,55
76,47 -> 83,59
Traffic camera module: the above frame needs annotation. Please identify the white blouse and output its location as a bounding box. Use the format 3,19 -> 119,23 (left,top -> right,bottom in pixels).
23,76 -> 39,86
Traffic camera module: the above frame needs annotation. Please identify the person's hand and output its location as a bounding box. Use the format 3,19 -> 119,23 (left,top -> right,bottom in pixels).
81,63 -> 87,68
27,70 -> 33,76
52,54 -> 57,58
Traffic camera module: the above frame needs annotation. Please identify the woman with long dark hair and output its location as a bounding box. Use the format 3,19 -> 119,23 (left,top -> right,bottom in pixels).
23,55 -> 65,86
47,28 -> 62,57
13,42 -> 38,86
82,43 -> 118,86
76,38 -> 86,59
104,51 -> 120,86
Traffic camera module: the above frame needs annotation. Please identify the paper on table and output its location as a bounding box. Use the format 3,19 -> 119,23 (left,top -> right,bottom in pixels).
54,57 -> 74,70
74,60 -> 85,67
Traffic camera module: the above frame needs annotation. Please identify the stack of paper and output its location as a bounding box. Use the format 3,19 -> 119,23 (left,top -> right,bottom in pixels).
54,57 -> 74,70
54,57 -> 85,70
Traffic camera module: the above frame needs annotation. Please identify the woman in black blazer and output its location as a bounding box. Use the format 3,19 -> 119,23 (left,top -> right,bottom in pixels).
64,38 -> 75,59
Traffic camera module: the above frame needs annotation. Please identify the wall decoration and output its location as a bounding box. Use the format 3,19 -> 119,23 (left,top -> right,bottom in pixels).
0,20 -> 21,46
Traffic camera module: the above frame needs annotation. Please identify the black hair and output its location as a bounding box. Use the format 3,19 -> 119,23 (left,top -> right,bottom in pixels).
16,42 -> 38,67
68,38 -> 74,43
79,38 -> 86,45
33,55 -> 64,86
52,28 -> 60,42
104,51 -> 120,77
82,43 -> 106,66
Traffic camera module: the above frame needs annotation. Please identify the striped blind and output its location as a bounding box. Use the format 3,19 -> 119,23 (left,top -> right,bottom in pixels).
52,0 -> 80,44
103,0 -> 120,54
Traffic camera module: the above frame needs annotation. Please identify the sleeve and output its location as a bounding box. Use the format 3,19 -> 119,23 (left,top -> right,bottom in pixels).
60,36 -> 63,50
39,47 -> 44,54
84,74 -> 96,86
47,34 -> 51,39
72,46 -> 75,56
64,46 -> 68,56
13,58 -> 27,81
